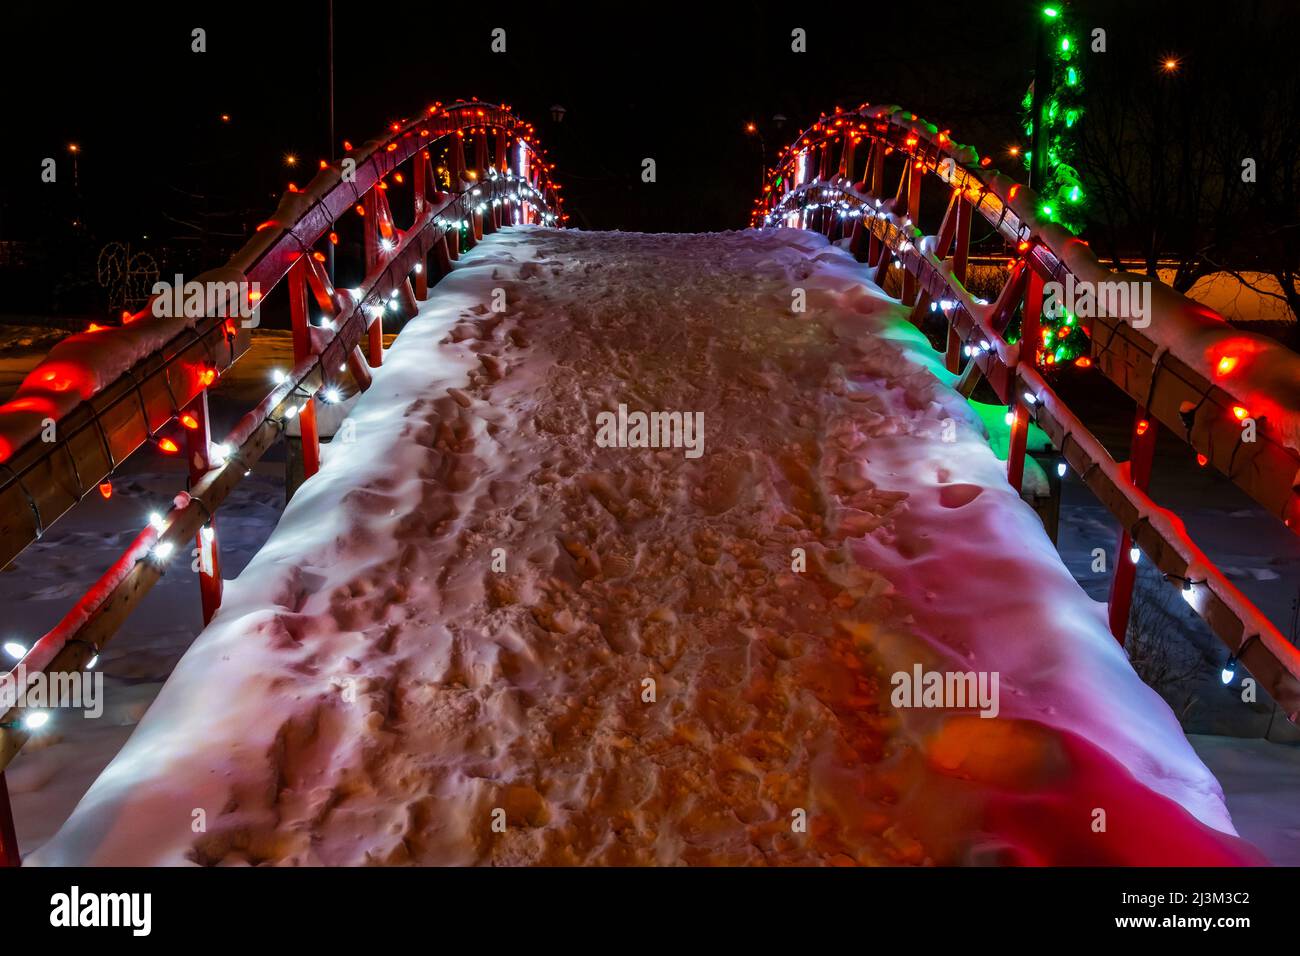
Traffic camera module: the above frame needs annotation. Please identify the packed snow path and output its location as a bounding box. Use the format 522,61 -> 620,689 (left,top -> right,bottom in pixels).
33,228 -> 1261,865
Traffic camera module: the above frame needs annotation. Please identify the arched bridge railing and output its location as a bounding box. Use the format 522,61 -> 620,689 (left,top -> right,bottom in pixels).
755,103 -> 1300,729
0,101 -> 564,863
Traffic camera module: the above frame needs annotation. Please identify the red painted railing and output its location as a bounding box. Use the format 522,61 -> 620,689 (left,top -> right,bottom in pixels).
0,101 -> 564,865
755,103 -> 1300,727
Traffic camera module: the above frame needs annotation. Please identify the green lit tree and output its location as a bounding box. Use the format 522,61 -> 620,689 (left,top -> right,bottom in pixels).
1022,3 -> 1090,368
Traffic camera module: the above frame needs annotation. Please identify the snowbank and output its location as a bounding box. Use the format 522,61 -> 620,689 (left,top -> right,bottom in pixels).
29,227 -> 1261,866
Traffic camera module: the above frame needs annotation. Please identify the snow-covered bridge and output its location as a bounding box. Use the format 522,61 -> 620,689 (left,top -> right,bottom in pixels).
17,227 -> 1267,865
1,101 -> 1297,866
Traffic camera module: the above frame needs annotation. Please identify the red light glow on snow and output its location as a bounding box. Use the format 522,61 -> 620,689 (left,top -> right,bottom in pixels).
31,362 -> 96,399
4,396 -> 60,415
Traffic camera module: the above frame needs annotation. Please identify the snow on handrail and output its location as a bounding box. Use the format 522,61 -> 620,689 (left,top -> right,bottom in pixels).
758,103 -> 1300,531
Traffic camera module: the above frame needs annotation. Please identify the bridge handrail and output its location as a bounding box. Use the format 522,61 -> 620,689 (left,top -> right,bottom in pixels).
756,104 -> 1300,723
0,102 -> 560,573
757,104 -> 1300,532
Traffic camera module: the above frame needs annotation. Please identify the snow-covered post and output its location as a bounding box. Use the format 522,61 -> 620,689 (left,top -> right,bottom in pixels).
1107,409 -> 1158,644
1007,268 -> 1044,491
184,388 -> 224,624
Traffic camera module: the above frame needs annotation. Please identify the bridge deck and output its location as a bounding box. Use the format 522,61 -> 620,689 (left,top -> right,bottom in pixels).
30,227 -> 1260,865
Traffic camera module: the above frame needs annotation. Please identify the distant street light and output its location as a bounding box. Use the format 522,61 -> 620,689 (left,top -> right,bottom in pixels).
1161,56 -> 1180,73
550,104 -> 566,123
745,122 -> 766,191
284,153 -> 298,167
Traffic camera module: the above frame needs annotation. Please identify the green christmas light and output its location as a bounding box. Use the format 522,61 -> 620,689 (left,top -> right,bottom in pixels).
1013,5 -> 1092,368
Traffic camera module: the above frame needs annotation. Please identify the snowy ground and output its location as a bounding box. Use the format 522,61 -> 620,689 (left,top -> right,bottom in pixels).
14,227 -> 1268,866
1190,735 -> 1300,865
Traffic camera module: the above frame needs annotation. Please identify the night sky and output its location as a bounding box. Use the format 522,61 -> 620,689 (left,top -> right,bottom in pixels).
0,0 -> 1292,292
